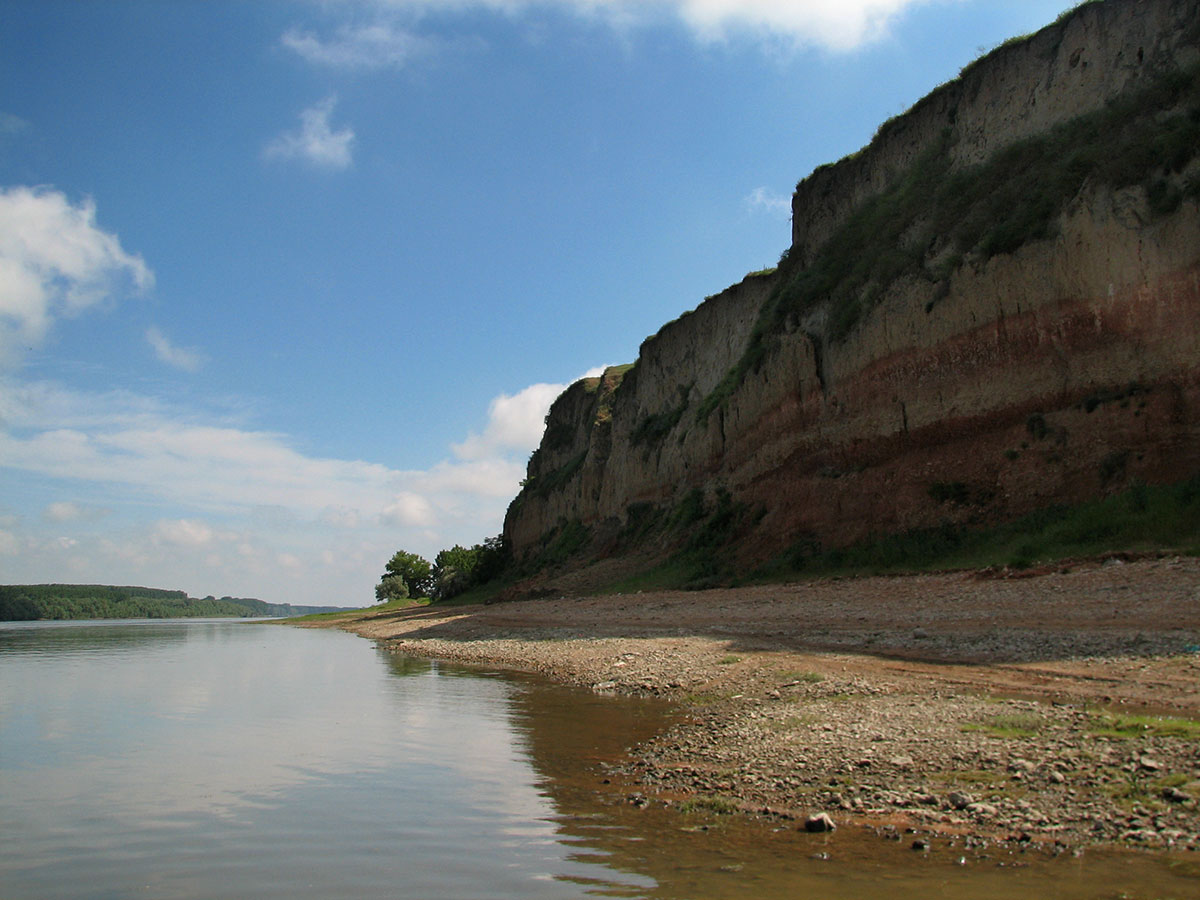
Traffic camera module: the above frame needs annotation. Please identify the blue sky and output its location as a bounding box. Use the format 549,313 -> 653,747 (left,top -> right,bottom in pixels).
1,0 -> 1077,606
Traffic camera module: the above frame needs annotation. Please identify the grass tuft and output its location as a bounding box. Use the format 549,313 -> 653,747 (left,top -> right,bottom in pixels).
1088,711 -> 1200,741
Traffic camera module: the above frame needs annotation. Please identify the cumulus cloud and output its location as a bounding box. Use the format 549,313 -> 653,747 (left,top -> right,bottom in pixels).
281,22 -> 432,69
366,0 -> 947,50
380,492 -> 435,527
263,97 -> 355,170
451,382 -> 568,461
0,367 -> 598,602
745,186 -> 791,217
0,187 -> 152,367
146,325 -> 207,372
0,372 -> 565,536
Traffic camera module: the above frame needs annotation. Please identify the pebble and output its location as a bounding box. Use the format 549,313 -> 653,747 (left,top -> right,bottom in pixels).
804,813 -> 837,833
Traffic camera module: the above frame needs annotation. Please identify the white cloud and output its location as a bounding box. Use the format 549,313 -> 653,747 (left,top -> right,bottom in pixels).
153,518 -> 216,547
380,492 -> 435,527
0,187 -> 152,367
319,505 -> 362,528
424,457 -> 527,499
0,371 -> 569,538
146,325 -> 206,372
44,501 -> 83,522
672,0 -> 943,49
451,381 -> 568,461
263,97 -> 355,170
745,186 -> 791,217
367,0 -> 949,50
0,111 -> 30,137
282,22 -> 432,69
0,367 -> 603,603
42,501 -> 109,523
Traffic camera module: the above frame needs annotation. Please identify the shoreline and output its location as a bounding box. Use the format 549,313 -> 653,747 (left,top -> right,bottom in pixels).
306,556 -> 1200,853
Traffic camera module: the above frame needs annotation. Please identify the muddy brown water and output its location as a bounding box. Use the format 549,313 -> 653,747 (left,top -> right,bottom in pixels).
0,619 -> 1195,899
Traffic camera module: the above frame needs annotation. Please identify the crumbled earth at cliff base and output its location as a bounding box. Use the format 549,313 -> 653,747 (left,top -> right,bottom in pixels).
315,556 -> 1200,853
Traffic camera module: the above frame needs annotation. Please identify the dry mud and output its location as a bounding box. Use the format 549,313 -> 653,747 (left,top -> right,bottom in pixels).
310,556 -> 1200,853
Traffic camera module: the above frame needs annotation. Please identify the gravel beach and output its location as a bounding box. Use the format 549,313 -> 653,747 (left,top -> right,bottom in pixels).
308,555 -> 1200,852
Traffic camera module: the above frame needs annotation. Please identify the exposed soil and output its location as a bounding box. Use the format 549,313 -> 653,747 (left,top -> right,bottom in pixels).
308,555 -> 1200,853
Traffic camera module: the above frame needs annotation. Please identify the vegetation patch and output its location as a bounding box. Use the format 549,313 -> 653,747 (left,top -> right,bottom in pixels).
767,474 -> 1200,580
961,713 -> 1043,739
928,481 -> 970,505
631,384 -> 693,448
1088,711 -> 1200,741
526,450 -> 588,498
530,519 -> 593,571
677,796 -> 740,816
673,490 -> 762,589
609,470 -> 1200,591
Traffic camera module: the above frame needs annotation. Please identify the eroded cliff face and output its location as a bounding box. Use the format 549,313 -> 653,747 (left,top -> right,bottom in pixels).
790,0 -> 1200,267
504,0 -> 1200,571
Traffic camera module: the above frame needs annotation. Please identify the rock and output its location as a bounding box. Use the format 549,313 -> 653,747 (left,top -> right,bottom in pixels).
913,628 -> 930,640
967,802 -> 998,817
804,813 -> 837,833
911,839 -> 929,851
1139,757 -> 1162,772
889,755 -> 914,768
1049,770 -> 1066,784
1163,786 -> 1192,803
949,791 -> 975,810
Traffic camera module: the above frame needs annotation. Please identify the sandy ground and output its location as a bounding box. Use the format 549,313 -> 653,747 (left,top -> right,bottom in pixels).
307,555 -> 1200,851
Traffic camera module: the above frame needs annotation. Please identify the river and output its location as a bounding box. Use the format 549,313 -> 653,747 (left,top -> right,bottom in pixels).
1,618 -> 1196,899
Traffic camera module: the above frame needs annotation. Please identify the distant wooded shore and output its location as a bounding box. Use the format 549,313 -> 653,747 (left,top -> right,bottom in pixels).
0,584 -> 347,621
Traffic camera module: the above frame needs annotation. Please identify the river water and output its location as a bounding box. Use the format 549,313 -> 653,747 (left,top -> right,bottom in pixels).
1,618 -> 1197,899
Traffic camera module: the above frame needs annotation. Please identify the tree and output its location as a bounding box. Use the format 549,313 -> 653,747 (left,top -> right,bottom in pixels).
381,550 -> 433,599
374,575 -> 409,604
474,534 -> 510,584
429,535 -> 511,601
432,544 -> 480,600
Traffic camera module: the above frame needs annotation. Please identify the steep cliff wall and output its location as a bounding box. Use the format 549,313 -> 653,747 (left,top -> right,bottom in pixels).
504,0 -> 1200,574
790,0 -> 1200,266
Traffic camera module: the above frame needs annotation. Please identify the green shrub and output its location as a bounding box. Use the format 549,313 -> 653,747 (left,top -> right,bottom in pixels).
765,474 -> 1200,580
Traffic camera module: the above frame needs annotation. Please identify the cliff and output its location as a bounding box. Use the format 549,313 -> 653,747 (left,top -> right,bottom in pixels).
504,0 -> 1200,581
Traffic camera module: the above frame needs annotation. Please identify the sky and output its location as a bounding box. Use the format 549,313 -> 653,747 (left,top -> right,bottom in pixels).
0,0 -> 1080,607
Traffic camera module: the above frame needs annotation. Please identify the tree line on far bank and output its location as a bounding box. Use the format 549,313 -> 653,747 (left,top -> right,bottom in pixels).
0,585 -> 314,621
375,535 -> 509,604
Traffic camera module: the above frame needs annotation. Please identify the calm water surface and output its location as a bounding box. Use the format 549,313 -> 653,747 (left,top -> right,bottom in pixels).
1,619 -> 1197,899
